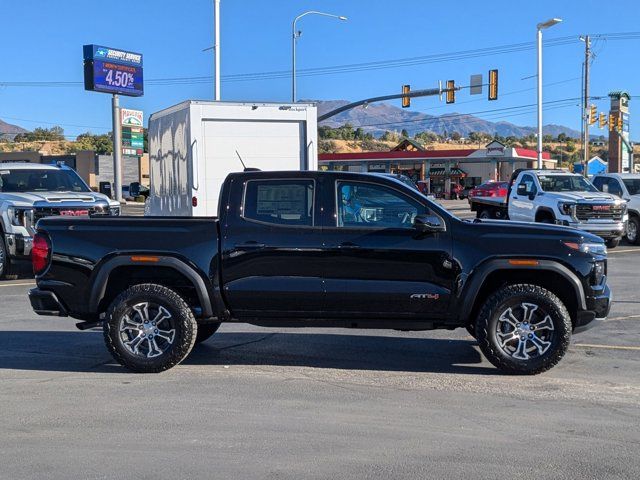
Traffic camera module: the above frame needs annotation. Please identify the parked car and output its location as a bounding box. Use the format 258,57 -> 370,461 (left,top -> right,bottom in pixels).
0,162 -> 120,278
469,169 -> 627,248
468,181 -> 509,199
592,173 -> 640,244
30,170 -> 610,375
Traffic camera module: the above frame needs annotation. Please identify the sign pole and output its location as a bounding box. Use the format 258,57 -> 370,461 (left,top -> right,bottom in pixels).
112,94 -> 123,203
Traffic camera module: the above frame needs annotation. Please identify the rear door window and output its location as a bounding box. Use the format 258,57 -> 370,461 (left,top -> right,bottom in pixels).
242,179 -> 315,227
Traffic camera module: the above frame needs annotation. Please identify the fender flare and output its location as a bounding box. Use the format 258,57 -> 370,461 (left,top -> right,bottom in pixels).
534,206 -> 556,222
457,258 -> 587,323
88,255 -> 214,317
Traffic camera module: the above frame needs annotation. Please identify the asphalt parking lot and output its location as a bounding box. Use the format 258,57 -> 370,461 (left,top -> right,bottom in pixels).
1,222 -> 639,479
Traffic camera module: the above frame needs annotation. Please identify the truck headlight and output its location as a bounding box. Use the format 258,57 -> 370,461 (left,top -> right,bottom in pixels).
7,207 -> 34,227
563,241 -> 607,255
557,202 -> 576,217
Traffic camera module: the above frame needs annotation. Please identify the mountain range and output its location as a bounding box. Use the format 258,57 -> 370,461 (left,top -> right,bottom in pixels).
316,100 -> 583,139
0,119 -> 27,139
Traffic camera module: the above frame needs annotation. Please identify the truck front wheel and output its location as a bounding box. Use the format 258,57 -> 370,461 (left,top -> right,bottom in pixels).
605,237 -> 620,249
104,284 -> 198,373
475,284 -> 571,375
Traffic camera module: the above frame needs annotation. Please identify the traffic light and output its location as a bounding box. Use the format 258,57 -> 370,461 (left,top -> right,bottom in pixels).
609,114 -> 615,131
599,112 -> 606,129
488,69 -> 498,101
589,105 -> 597,125
402,85 -> 410,108
446,80 -> 455,104
618,116 -> 623,130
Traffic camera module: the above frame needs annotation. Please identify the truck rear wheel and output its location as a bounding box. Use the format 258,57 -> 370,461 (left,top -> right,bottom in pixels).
475,284 -> 571,375
195,322 -> 221,344
0,235 -> 7,279
104,284 -> 198,373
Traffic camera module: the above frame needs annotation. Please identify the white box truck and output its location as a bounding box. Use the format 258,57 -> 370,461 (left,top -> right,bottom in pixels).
146,100 -> 318,216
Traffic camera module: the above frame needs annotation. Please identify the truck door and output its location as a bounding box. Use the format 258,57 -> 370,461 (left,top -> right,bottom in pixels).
509,173 -> 537,222
321,178 -> 454,319
220,176 -> 325,317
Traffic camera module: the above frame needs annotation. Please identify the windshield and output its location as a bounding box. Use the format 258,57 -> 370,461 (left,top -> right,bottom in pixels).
623,179 -> 640,196
538,175 -> 598,193
0,168 -> 90,193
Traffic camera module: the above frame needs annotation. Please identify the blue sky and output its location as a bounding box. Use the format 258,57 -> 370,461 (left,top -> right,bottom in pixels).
1,0 -> 639,139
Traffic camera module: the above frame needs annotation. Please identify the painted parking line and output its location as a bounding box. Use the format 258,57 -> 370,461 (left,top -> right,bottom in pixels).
574,343 -> 640,351
0,282 -> 36,288
608,248 -> 640,254
607,314 -> 640,321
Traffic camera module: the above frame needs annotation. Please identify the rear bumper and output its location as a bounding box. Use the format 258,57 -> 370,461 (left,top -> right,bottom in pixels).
574,283 -> 611,334
28,288 -> 68,317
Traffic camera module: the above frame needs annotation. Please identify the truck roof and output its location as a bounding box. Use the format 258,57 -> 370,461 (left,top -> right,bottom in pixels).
0,162 -> 65,170
594,172 -> 640,179
149,100 -> 317,121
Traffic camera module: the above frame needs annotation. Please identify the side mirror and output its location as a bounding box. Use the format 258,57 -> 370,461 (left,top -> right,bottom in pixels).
516,183 -> 527,196
529,191 -> 537,201
413,214 -> 446,233
129,182 -> 141,197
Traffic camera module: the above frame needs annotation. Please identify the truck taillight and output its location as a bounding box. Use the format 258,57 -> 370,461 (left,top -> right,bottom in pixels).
192,196 -> 198,207
31,233 -> 51,275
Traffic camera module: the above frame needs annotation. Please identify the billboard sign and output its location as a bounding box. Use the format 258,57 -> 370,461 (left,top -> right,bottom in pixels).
120,109 -> 144,155
83,45 -> 143,97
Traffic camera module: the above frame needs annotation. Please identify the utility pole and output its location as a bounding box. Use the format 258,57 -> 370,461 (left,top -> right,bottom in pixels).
582,35 -> 591,177
214,0 -> 221,100
111,94 -> 123,203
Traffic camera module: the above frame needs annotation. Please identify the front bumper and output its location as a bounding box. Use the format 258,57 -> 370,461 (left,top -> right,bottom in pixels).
29,288 -> 68,317
574,283 -> 611,334
558,220 -> 626,239
4,233 -> 33,259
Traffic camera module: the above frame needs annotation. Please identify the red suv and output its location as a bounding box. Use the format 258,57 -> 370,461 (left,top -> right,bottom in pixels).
468,181 -> 509,199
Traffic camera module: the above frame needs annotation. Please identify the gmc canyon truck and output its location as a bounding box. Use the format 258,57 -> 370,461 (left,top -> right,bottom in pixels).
29,171 -> 611,374
469,169 -> 627,248
0,162 -> 120,278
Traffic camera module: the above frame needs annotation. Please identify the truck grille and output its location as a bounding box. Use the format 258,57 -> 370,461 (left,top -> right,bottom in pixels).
575,204 -> 624,221
34,205 -> 106,221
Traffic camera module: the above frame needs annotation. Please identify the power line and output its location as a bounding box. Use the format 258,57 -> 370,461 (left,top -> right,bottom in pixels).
2,32 -> 639,88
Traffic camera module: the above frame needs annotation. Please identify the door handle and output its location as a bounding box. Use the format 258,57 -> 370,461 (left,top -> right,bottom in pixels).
235,242 -> 266,250
338,242 -> 361,250
512,196 -> 518,200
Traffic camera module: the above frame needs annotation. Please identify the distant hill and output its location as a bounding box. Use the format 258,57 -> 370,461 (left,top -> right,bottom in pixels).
0,118 -> 28,140
317,100 -> 582,139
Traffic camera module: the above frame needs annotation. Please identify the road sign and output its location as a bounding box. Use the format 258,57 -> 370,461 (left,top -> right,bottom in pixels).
470,74 -> 483,95
83,45 -> 144,97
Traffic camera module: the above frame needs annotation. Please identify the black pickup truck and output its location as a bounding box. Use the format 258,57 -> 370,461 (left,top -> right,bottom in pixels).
29,170 -> 611,374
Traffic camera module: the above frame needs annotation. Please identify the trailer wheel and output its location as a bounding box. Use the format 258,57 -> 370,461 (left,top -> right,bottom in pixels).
104,283 -> 197,373
478,209 -> 492,219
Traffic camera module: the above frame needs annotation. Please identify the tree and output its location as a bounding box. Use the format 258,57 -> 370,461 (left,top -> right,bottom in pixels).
556,133 -> 567,143
565,140 -> 576,153
401,129 -> 409,138
543,134 -> 553,143
451,131 -> 461,141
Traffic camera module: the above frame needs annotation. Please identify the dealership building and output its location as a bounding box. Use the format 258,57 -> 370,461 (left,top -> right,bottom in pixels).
319,140 -> 555,196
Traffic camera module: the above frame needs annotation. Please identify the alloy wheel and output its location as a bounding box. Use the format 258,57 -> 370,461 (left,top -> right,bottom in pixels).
495,302 -> 555,360
118,302 -> 176,358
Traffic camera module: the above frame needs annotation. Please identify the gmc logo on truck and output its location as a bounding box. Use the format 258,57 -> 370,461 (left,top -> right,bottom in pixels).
592,205 -> 611,211
59,210 -> 89,216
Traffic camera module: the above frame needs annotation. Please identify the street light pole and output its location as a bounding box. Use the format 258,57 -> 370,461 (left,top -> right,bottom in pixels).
536,17 -> 562,169
214,0 -> 221,100
292,11 -> 347,102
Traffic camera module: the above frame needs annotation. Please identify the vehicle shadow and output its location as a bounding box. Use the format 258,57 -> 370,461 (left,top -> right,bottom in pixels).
0,330 -> 493,375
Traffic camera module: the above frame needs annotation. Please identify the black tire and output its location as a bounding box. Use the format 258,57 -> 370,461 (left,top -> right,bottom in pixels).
194,322 -> 221,344
478,209 -> 492,219
627,216 -> 640,245
0,234 -> 8,279
465,323 -> 476,339
536,214 -> 555,224
104,284 -> 197,373
475,284 -> 571,375
605,237 -> 620,249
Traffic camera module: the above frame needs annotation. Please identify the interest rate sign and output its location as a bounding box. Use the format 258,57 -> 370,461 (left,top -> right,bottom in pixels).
83,45 -> 143,97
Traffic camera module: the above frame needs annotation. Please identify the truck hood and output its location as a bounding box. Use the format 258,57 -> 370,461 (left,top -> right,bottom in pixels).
468,218 -> 603,244
551,191 -> 618,203
0,191 -> 113,207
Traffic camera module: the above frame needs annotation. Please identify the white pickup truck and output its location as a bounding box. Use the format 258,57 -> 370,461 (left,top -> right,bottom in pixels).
0,162 -> 120,278
592,173 -> 640,245
469,169 -> 628,248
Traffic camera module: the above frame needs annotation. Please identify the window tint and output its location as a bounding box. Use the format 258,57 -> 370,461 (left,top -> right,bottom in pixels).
592,177 -> 605,191
623,178 -> 640,196
336,181 -> 426,228
538,175 -> 597,192
243,180 -> 314,226
0,169 -> 90,193
607,179 -> 623,196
